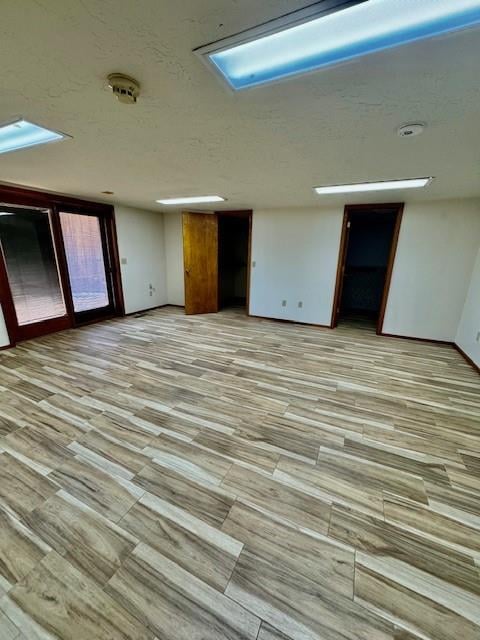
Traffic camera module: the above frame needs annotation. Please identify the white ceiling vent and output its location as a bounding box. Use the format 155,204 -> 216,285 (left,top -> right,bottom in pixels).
107,73 -> 140,104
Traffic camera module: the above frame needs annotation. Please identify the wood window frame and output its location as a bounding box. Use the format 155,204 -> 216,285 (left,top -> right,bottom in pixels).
330,202 -> 404,334
0,184 -> 125,347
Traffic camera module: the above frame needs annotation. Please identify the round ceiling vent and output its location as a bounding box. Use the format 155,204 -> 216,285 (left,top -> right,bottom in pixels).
107,73 -> 140,104
397,123 -> 425,138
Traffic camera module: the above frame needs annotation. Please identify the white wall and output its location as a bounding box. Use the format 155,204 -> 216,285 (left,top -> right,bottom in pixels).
250,207 -> 343,325
1,199 -> 478,351
164,211 -> 185,306
383,199 -> 480,341
0,306 -> 10,348
456,247 -> 480,367
115,205 -> 167,314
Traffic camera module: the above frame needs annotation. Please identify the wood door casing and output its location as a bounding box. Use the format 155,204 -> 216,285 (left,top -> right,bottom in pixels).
182,212 -> 219,315
330,212 -> 351,328
330,203 -> 404,332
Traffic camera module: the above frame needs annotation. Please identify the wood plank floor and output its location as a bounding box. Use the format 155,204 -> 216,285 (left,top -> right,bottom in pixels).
0,307 -> 479,640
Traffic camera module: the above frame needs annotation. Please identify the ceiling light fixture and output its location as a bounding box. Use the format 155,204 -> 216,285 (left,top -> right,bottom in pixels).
156,196 -> 226,205
314,177 -> 433,195
0,118 -> 70,154
195,0 -> 480,90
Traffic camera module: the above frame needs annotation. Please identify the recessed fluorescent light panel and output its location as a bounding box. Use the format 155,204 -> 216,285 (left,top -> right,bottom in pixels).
314,178 -> 432,195
157,196 -> 225,205
0,118 -> 70,154
196,0 -> 480,90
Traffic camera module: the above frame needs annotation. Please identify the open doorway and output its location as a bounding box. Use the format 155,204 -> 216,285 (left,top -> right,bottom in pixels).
182,210 -> 252,315
218,212 -> 251,311
331,203 -> 403,333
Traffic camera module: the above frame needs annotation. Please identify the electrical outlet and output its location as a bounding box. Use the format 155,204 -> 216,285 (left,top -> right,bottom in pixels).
121,257 -> 127,265
298,301 -> 303,308
282,300 -> 287,307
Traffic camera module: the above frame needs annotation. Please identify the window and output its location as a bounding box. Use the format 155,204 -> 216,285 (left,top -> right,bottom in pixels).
59,212 -> 110,313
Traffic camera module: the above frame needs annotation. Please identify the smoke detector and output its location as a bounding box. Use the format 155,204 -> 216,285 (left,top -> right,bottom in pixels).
397,123 -> 425,138
107,73 -> 140,104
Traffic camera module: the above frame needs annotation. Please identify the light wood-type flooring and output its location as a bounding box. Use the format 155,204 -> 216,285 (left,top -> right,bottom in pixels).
0,307 -> 479,640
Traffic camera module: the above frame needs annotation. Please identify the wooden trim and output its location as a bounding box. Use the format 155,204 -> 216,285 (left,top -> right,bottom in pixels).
0,183 -> 113,212
330,210 -> 350,328
109,209 -> 126,316
454,343 -> 480,374
249,314 -> 331,329
341,202 -> 405,212
50,205 -> 76,322
216,210 -> 253,316
330,203 -> 404,333
123,303 -> 185,318
246,213 -> 252,316
16,316 -> 72,342
216,210 -> 252,218
124,304 -> 170,317
377,204 -> 404,334
380,332 -> 454,346
0,241 -> 18,347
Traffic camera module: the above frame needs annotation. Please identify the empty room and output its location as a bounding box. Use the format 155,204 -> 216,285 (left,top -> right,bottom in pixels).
0,2 -> 480,639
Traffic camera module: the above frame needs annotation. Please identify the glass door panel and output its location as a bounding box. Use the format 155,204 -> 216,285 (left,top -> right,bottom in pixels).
0,204 -> 70,339
59,211 -> 113,320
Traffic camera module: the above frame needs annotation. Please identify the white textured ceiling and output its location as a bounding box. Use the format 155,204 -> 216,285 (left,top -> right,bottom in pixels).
0,0 -> 479,211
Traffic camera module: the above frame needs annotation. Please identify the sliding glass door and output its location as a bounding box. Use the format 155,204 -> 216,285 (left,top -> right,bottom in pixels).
59,211 -> 115,322
0,185 -> 124,346
0,204 -> 71,341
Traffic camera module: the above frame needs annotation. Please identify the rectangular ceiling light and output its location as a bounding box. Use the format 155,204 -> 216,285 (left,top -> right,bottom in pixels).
156,196 -> 226,205
196,0 -> 480,90
0,118 -> 70,154
314,177 -> 432,195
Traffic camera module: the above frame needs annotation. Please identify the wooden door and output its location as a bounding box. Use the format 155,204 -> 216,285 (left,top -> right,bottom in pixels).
182,212 -> 219,315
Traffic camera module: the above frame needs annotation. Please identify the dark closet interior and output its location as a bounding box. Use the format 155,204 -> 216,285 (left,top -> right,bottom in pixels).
339,210 -> 397,325
218,215 -> 249,309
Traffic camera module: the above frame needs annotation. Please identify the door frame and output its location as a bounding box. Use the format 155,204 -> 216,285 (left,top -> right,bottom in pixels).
0,184 -> 125,346
330,202 -> 404,334
216,210 -> 253,315
55,205 -> 120,325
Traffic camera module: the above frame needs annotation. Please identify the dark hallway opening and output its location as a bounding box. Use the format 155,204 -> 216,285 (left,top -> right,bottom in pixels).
218,215 -> 250,310
338,210 -> 398,327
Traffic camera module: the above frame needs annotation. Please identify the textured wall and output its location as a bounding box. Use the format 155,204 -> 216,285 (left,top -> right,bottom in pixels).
115,206 -> 167,314
383,199 -> 480,341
